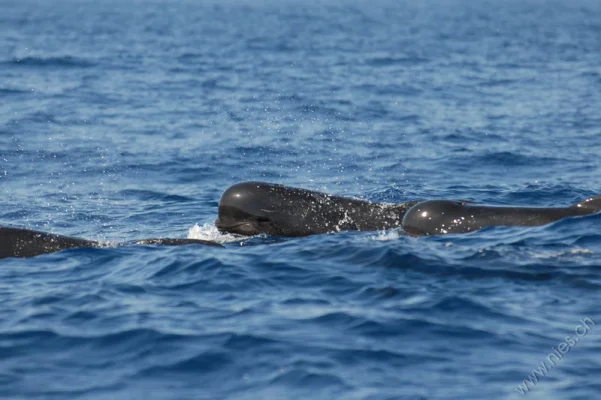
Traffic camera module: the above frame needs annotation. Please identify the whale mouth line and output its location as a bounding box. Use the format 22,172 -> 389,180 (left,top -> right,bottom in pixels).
215,219 -> 263,235
217,222 -> 250,230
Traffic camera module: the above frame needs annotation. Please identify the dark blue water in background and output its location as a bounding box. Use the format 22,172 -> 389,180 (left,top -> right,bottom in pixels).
1,0 -> 601,398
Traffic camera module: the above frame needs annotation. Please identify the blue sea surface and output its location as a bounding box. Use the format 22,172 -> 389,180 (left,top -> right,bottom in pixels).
1,0 -> 601,398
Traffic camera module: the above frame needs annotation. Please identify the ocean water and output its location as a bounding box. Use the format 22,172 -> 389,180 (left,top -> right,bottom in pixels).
1,0 -> 601,398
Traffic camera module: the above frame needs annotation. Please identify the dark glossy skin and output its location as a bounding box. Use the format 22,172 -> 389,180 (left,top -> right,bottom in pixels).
216,181 -> 421,236
0,226 -> 221,259
402,196 -> 601,236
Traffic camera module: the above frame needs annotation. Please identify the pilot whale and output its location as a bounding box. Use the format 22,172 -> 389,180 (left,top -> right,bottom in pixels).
6,183 -> 601,257
216,182 -> 601,237
0,226 -> 221,259
401,196 -> 601,236
215,181 -> 421,236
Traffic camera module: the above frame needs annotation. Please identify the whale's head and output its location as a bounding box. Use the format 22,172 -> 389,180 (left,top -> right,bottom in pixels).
401,200 -> 473,236
215,181 -> 315,237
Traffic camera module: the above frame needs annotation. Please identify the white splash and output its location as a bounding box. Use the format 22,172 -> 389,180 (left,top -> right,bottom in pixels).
530,248 -> 593,259
370,229 -> 402,241
334,210 -> 354,232
187,223 -> 246,244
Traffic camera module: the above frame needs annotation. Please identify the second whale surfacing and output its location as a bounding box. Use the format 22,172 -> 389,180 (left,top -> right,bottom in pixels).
0,226 -> 221,259
216,181 -> 601,238
215,181 -> 421,236
401,196 -> 601,236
